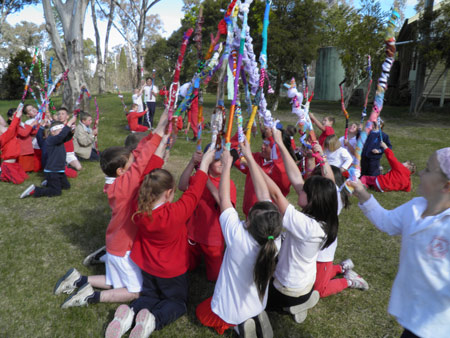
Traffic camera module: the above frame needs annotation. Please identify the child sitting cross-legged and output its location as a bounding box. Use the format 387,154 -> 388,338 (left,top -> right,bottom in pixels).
20,114 -> 78,198
52,109 -> 169,311
104,144 -> 216,338
73,111 -> 99,161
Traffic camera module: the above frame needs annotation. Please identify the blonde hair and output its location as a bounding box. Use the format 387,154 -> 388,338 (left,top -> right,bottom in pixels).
134,169 -> 175,221
324,134 -> 340,152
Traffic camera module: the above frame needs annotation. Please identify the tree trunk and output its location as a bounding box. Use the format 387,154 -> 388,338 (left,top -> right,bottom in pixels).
42,0 -> 89,111
91,0 -> 104,94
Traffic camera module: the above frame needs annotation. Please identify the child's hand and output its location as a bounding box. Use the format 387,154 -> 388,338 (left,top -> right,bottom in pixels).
239,137 -> 252,159
15,104 -> 23,119
93,128 -> 98,136
380,141 -> 387,150
347,178 -> 371,203
371,149 -> 381,154
192,150 -> 203,165
272,128 -> 283,145
199,147 -> 215,172
221,149 -> 233,169
312,142 -> 324,156
67,114 -> 77,127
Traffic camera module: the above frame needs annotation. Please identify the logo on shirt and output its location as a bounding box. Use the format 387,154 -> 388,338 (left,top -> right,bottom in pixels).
427,236 -> 449,259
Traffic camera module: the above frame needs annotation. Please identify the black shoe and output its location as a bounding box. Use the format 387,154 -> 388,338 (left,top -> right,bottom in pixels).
190,136 -> 197,142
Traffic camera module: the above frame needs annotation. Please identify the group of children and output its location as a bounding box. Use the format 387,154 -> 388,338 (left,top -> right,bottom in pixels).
0,104 -> 99,198
3,98 -> 449,337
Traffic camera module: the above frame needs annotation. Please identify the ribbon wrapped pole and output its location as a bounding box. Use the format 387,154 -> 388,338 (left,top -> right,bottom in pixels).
114,84 -> 127,112
339,78 -> 350,140
20,47 -> 38,106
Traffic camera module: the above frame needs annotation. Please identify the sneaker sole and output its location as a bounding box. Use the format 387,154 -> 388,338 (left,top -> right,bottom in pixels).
83,246 -> 107,266
105,304 -> 134,338
129,309 -> 155,338
293,310 -> 308,324
238,318 -> 257,338
54,268 -> 79,295
256,311 -> 273,338
284,290 -> 320,314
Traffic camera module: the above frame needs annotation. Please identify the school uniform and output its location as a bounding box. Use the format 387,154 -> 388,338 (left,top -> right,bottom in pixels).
130,170 -> 208,331
17,122 -> 37,172
187,174 -> 237,281
318,126 -> 335,147
73,122 -> 98,160
127,111 -> 148,132
143,84 -> 158,127
325,147 -> 353,170
196,208 -> 281,334
0,116 -> 28,184
361,130 -> 392,176
359,196 -> 450,338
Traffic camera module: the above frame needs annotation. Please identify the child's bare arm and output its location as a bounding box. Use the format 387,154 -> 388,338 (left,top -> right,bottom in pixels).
219,149 -> 233,212
178,150 -> 202,191
309,112 -> 325,131
154,108 -> 168,136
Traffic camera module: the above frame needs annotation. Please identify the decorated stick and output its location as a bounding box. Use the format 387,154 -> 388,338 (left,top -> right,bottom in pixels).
114,84 -> 127,112
20,47 -> 38,105
194,6 -> 204,151
18,66 -> 40,107
361,55 -> 372,124
246,0 -> 270,142
167,28 -> 193,134
94,96 -> 100,150
347,8 -> 400,190
339,78 -> 350,140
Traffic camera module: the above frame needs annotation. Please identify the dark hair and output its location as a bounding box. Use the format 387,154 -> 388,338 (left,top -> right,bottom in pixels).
100,146 -> 132,177
285,125 -> 297,137
312,165 -> 350,209
247,201 -> 282,301
58,107 -> 69,114
146,77 -> 152,82
124,133 -> 147,150
281,129 -> 296,161
79,111 -> 91,121
135,169 -> 175,220
302,175 -> 339,249
326,116 -> 335,125
6,108 -> 15,124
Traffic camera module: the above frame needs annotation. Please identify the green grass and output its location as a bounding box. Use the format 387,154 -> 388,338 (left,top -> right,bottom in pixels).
1,93 -> 449,337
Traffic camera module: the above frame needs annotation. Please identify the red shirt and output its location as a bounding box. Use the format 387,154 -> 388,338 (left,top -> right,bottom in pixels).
0,117 -> 21,160
238,152 -> 291,217
377,148 -> 411,192
17,122 -> 36,156
318,126 -> 335,147
127,111 -> 147,132
187,174 -> 237,246
105,133 -> 162,257
131,170 -> 208,278
64,139 -> 74,152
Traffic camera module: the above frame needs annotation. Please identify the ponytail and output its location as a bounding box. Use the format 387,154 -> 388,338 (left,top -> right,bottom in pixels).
247,201 -> 283,301
133,169 -> 174,222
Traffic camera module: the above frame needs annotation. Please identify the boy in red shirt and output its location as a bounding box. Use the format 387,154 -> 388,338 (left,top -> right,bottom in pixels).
0,105 -> 29,184
127,104 -> 149,133
53,109 -> 168,310
309,112 -> 335,147
360,141 -> 416,192
178,146 -> 237,281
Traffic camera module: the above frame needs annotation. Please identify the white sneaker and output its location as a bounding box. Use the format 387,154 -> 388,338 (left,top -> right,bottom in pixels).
129,309 -> 156,338
237,318 -> 257,338
283,290 -> 320,315
345,270 -> 369,290
61,283 -> 94,308
83,246 -> 107,266
340,258 -> 354,272
41,179 -> 48,187
20,184 -> 35,199
105,304 -> 135,338
54,268 -> 81,295
255,311 -> 273,338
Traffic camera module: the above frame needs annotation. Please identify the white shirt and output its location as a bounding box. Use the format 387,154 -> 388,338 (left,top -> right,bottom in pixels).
211,208 -> 281,324
274,204 -> 326,290
25,118 -> 40,149
325,147 -> 353,170
339,135 -> 357,163
359,195 -> 450,337
317,186 -> 344,262
132,93 -> 144,112
144,84 -> 158,102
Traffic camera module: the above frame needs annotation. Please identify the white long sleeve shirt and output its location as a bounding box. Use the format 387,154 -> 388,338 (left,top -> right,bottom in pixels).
324,147 -> 353,170
359,195 -> 450,337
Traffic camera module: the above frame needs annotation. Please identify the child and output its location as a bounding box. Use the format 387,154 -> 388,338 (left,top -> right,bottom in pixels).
351,147 -> 450,337
0,106 -> 29,184
312,165 -> 369,298
73,112 -> 99,161
55,107 -> 82,171
143,77 -> 158,128
178,146 -> 237,282
127,104 -> 149,133
20,115 -> 77,198
263,128 -> 341,323
339,122 -> 358,162
104,147 -> 215,338
52,110 -> 169,310
361,120 -> 392,176
360,141 -> 416,192
23,104 -> 43,171
309,112 -> 335,147
6,108 -> 38,172
196,141 -> 282,337
132,87 -> 144,113
323,134 -> 353,172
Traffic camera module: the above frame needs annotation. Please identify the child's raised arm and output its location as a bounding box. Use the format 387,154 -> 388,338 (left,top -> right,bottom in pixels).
312,143 -> 335,184
309,112 -> 325,132
178,150 -> 202,191
272,128 -> 305,195
240,137 -> 270,202
154,108 -> 169,137
219,149 -> 233,212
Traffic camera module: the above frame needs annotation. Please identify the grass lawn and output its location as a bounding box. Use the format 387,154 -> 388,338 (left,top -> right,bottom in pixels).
0,93 -> 449,337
